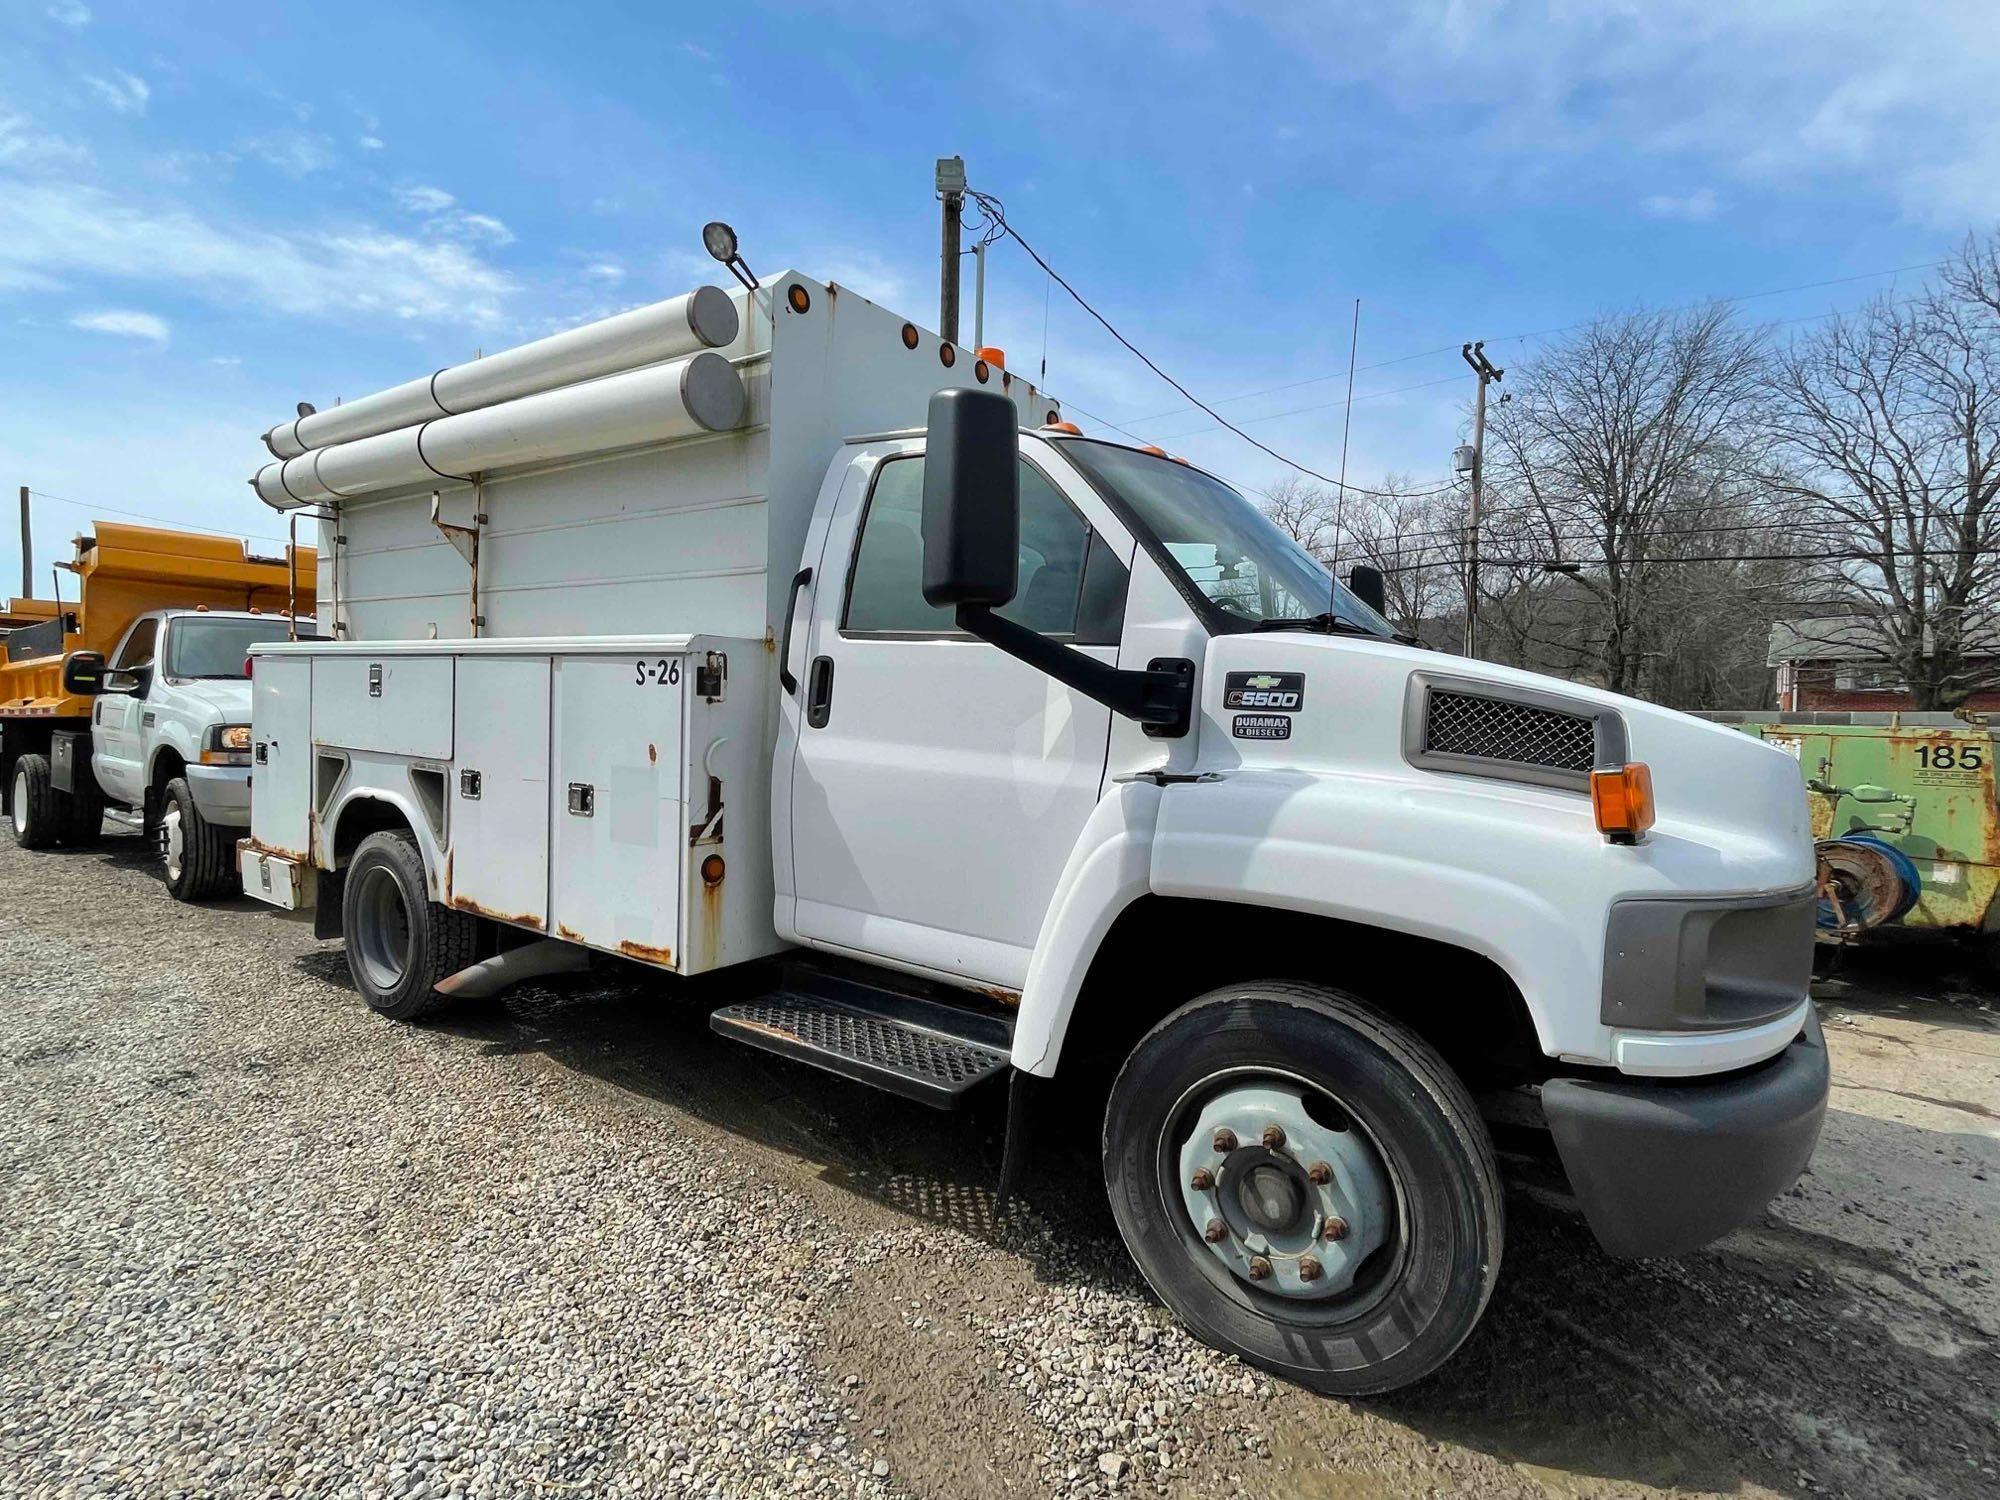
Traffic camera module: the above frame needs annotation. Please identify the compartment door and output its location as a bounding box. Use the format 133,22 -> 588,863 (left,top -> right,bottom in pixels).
549,654 -> 686,966
249,654 -> 314,858
450,656 -> 552,931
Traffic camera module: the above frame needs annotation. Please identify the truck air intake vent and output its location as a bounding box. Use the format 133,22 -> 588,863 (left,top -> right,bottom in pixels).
1424,691 -> 1596,772
1404,673 -> 1625,791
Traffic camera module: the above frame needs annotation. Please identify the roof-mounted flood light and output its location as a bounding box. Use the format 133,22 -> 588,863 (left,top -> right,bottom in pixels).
702,220 -> 759,292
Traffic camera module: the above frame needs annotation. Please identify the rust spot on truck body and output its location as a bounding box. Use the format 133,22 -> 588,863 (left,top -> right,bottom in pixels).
556,924 -> 585,944
449,894 -> 543,931
617,939 -> 676,969
240,836 -> 308,865
969,982 -> 1022,1008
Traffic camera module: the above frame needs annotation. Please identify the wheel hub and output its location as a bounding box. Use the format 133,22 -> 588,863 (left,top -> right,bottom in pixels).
161,805 -> 184,882
1177,1083 -> 1391,1299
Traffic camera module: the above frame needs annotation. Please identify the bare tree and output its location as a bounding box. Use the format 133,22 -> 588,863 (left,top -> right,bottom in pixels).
1763,235 -> 2000,708
1261,475 -> 1467,643
1483,305 -> 1767,694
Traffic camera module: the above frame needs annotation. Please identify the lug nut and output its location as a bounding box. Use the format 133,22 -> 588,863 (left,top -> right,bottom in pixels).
1261,1124 -> 1287,1150
1211,1127 -> 1238,1153
1323,1215 -> 1350,1242
1190,1167 -> 1215,1191
1203,1217 -> 1227,1243
1306,1160 -> 1333,1185
1298,1255 -> 1324,1283
1247,1256 -> 1273,1281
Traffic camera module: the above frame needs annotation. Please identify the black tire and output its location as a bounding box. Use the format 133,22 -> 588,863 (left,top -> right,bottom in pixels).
7,753 -> 65,851
1103,981 -> 1503,1396
160,777 -> 234,901
341,829 -> 478,1021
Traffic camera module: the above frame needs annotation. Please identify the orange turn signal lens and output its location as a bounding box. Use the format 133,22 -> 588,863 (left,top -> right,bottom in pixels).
1042,420 -> 1082,435
1590,763 -> 1654,842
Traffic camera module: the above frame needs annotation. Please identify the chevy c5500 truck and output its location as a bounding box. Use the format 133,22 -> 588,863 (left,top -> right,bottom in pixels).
237,249 -> 1827,1394
2,524 -> 313,898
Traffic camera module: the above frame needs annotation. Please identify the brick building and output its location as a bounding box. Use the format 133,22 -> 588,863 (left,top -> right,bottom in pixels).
1769,618 -> 2000,713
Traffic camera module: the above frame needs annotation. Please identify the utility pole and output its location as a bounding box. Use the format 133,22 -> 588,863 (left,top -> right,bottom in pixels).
1459,342 -> 1503,658
17,485 -> 30,599
936,155 -> 966,346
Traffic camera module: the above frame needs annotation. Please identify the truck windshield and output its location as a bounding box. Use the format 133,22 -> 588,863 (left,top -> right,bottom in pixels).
165,618 -> 294,679
1056,439 -> 1394,637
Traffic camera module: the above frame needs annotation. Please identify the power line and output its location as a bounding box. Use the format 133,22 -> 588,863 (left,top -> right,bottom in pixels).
24,489 -> 288,547
1085,260 -> 1946,434
967,189 -> 1461,501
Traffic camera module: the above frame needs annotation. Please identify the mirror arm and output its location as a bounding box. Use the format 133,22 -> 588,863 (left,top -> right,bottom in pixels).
955,605 -> 1193,735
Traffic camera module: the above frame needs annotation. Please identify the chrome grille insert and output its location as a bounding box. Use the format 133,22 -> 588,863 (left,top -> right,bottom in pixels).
1424,691 -> 1595,773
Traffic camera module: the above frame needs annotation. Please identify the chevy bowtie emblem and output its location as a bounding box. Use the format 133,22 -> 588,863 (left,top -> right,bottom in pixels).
1247,675 -> 1283,689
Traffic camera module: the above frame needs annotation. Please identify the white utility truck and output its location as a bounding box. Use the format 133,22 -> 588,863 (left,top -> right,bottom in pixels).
239,244 -> 1827,1394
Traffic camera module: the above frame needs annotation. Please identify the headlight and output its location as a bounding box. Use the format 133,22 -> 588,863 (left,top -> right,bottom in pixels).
215,725 -> 252,751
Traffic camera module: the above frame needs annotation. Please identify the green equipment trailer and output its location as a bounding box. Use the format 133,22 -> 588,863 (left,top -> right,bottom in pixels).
1702,712 -> 1998,973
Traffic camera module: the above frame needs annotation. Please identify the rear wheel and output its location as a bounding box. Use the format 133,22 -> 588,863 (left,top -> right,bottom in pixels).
341,829 -> 478,1021
8,754 -> 63,851
1103,981 -> 1503,1396
160,777 -> 233,901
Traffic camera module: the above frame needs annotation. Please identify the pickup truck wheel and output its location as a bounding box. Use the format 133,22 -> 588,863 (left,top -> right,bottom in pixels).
160,778 -> 233,901
1103,981 -> 1503,1396
342,830 -> 478,1021
8,754 -> 64,851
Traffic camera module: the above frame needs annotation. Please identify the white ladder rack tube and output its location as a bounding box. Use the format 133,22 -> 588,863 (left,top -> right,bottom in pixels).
261,285 -> 739,459
252,349 -> 746,509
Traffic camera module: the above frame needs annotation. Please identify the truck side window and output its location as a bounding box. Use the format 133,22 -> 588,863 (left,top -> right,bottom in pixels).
845,455 -> 1127,641
111,618 -> 158,670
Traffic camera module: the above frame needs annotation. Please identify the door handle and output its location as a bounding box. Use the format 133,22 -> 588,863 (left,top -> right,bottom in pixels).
806,656 -> 835,728
779,566 -> 812,696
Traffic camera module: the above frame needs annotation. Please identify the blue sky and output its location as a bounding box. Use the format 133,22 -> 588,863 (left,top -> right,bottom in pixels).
3,0 -> 1994,591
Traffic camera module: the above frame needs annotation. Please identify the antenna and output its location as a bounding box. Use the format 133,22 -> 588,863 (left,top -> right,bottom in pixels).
1331,298 -> 1360,614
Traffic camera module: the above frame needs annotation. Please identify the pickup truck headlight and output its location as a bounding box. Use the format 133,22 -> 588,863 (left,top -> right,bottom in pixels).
214,725 -> 252,752
200,724 -> 254,765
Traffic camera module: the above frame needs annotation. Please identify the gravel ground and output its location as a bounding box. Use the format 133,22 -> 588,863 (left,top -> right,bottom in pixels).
2,829 -> 1996,1499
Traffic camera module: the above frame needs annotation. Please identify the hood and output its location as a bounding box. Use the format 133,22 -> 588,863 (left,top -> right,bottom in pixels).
1197,631 -> 1812,891
160,677 -> 254,720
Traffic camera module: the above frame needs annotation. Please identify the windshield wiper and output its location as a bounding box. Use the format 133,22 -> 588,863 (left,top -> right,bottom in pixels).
1251,612 -> 1380,637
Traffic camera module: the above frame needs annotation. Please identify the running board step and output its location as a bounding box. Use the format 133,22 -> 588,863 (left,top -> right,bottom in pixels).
710,986 -> 1011,1109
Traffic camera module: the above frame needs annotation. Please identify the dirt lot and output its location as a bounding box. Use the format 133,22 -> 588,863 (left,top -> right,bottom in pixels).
2,830 -> 1996,1499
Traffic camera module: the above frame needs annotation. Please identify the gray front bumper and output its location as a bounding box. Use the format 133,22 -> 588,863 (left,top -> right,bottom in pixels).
1542,1008 -> 1829,1258
184,763 -> 251,825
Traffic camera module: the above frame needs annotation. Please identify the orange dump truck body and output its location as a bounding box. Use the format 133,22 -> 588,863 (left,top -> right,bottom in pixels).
0,523 -> 316,724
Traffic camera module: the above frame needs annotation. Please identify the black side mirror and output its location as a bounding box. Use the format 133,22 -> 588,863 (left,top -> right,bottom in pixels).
61,651 -> 107,696
921,387 -> 1019,609
1346,565 -> 1387,617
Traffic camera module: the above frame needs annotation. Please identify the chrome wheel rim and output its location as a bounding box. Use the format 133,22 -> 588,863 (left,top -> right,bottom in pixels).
10,769 -> 26,837
1164,1067 -> 1402,1321
161,803 -> 185,883
351,864 -> 414,993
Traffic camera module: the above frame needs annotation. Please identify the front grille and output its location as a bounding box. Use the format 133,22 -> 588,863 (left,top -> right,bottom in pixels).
1424,690 -> 1595,772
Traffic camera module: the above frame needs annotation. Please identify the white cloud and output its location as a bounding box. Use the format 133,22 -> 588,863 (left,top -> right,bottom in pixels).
358,135 -> 384,150
209,355 -> 241,366
244,131 -> 337,176
1639,188 -> 1720,221
0,110 -> 89,169
0,178 -> 516,326
395,183 -> 456,212
83,70 -> 149,115
71,308 -> 169,343
46,1 -> 90,26
584,261 -> 626,283
681,41 -> 713,62
456,212 -> 514,245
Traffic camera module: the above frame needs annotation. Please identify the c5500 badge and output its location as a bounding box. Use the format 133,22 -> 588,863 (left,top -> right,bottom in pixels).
1232,714 -> 1292,741
1223,671 -> 1305,712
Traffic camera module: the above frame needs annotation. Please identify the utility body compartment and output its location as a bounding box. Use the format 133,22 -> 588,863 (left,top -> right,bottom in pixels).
243,634 -> 777,977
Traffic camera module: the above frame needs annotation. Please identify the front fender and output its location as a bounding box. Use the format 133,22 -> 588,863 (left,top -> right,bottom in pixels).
1016,768 -> 1609,1076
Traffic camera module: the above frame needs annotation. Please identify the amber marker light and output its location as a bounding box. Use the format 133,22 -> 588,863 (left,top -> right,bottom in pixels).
1590,763 -> 1655,844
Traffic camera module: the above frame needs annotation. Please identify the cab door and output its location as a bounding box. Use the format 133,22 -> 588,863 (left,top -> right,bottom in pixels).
92,615 -> 160,807
784,443 -> 1134,991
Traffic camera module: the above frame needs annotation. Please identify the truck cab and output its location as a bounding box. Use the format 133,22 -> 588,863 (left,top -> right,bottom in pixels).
236,267 -> 1827,1395
84,608 -> 306,900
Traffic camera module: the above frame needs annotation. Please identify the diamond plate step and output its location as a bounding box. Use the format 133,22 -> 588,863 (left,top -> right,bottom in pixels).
710,987 -> 1011,1109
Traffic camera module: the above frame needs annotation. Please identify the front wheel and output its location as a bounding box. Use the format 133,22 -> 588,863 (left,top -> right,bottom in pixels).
160,777 -> 234,901
1102,981 -> 1503,1396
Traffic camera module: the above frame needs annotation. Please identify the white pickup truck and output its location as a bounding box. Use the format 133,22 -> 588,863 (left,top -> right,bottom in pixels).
70,608 -> 304,899
237,252 -> 1827,1393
